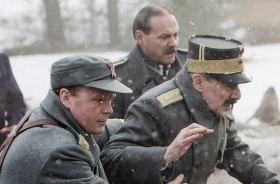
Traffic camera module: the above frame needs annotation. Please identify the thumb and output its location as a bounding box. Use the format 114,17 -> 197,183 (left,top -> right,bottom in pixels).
0,125 -> 16,133
0,127 -> 9,133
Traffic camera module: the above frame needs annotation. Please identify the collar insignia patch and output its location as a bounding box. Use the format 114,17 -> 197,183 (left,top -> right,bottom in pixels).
156,88 -> 183,108
78,134 -> 89,150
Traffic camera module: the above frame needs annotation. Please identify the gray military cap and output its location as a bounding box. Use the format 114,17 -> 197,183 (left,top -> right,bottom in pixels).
51,55 -> 132,93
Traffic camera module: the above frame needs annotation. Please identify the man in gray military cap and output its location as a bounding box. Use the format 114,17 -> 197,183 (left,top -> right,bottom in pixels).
101,35 -> 280,184
0,55 -> 132,183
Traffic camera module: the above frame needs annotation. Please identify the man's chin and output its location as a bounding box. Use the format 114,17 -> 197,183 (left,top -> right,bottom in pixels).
92,126 -> 105,135
218,109 -> 231,117
163,56 -> 176,64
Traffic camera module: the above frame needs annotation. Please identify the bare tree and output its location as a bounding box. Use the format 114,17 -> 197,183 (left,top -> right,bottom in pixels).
107,0 -> 121,48
43,0 -> 66,51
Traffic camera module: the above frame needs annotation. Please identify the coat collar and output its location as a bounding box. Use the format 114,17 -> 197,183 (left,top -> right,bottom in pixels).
40,90 -> 84,133
127,45 -> 153,93
40,90 -> 99,153
174,64 -> 218,128
127,45 -> 184,93
175,64 -> 235,124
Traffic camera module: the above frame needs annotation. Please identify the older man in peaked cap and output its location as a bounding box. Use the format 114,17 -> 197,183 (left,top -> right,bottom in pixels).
101,35 -> 280,184
0,55 -> 132,184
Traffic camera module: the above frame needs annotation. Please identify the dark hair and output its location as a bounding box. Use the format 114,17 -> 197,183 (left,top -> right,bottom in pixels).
132,5 -> 175,38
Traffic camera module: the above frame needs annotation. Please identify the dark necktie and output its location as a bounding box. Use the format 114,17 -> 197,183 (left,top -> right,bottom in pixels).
162,65 -> 169,80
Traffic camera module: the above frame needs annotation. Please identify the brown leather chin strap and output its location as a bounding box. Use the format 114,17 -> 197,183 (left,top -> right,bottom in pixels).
0,111 -> 63,171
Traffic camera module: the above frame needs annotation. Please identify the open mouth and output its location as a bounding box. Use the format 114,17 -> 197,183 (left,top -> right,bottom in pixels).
222,104 -> 234,113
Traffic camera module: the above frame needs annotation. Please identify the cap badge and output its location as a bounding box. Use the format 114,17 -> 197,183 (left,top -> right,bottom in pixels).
108,61 -> 117,79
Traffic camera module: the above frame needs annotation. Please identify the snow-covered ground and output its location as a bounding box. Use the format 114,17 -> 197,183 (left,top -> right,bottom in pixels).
234,43 -> 280,124
9,44 -> 280,183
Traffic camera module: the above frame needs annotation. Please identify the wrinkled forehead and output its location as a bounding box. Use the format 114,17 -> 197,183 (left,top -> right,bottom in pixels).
149,14 -> 179,33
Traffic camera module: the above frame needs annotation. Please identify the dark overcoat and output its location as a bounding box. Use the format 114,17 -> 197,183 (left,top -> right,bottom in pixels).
0,90 -> 108,184
0,53 -> 26,143
110,45 -> 187,119
101,64 -> 280,184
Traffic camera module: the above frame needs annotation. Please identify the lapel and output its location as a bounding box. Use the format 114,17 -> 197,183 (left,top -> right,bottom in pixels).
127,46 -> 154,93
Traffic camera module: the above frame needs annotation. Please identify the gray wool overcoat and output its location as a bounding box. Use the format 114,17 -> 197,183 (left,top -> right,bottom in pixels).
101,64 -> 280,184
0,90 -> 108,184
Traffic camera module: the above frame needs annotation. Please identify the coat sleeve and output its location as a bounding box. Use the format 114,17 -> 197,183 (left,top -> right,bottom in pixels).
2,54 -> 27,125
93,118 -> 124,150
37,144 -> 109,184
217,123 -> 280,183
101,99 -> 167,184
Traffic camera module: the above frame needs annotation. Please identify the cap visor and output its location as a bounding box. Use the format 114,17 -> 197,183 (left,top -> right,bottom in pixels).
210,70 -> 253,84
84,79 -> 132,93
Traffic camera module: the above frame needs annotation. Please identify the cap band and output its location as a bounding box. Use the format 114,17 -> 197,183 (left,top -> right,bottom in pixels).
51,64 -> 111,88
187,58 -> 244,74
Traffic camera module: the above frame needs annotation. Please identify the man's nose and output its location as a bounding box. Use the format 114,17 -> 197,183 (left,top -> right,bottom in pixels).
168,36 -> 178,47
231,85 -> 241,100
103,103 -> 113,114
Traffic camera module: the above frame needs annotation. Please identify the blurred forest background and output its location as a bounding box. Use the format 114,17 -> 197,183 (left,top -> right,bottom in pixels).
0,0 -> 279,56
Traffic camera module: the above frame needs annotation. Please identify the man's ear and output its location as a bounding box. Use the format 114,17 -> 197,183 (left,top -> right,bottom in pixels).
135,30 -> 144,46
59,88 -> 71,109
192,74 -> 204,92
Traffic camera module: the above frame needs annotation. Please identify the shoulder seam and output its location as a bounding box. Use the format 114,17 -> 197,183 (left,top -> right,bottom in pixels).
113,57 -> 128,66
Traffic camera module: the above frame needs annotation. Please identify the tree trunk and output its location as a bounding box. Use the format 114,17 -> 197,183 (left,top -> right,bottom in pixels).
43,0 -> 66,51
107,0 -> 120,48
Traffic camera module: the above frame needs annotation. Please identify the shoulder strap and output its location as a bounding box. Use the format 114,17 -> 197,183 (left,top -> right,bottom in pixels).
0,112 -> 63,171
113,56 -> 128,66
